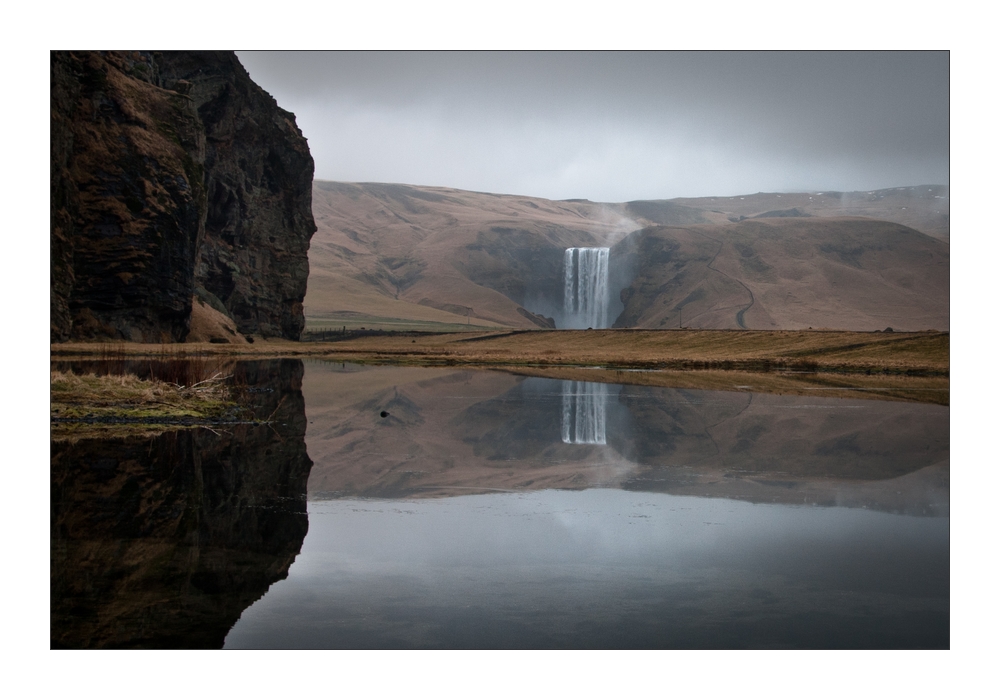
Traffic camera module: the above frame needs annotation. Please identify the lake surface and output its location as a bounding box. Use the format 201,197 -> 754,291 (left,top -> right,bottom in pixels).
51,359 -> 949,649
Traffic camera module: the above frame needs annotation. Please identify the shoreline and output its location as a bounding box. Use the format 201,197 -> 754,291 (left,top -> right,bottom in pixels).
50,330 -> 949,437
51,329 -> 949,411
51,328 -> 949,376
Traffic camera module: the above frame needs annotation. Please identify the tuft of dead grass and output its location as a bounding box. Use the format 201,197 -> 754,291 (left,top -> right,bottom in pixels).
50,370 -> 236,423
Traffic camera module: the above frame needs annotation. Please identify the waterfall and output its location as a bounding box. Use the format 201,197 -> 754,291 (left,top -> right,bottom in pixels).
561,380 -> 608,445
563,247 -> 610,329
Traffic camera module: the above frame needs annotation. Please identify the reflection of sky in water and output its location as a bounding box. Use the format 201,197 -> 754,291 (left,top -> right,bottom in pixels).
282,365 -> 948,647
225,489 -> 948,649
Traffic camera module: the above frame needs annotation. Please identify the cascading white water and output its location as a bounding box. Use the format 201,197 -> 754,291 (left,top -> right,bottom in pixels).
561,380 -> 608,445
563,247 -> 610,329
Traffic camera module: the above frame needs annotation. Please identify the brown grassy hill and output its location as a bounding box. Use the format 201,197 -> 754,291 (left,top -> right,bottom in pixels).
307,181 -> 677,328
306,181 -> 949,331
670,185 -> 950,242
614,217 -> 949,331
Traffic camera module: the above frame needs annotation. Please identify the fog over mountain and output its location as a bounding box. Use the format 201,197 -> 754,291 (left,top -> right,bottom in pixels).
237,51 -> 948,202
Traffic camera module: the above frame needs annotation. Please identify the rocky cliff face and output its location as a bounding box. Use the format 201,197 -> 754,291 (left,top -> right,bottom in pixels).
50,51 -> 315,342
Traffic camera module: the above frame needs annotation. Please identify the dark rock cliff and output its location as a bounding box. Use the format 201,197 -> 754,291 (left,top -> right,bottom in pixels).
50,51 -> 315,342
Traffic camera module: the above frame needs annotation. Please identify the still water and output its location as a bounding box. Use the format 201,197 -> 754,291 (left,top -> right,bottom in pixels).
51,359 -> 949,649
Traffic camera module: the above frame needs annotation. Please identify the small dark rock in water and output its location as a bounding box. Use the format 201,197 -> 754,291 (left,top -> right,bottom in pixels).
380,411 -> 389,418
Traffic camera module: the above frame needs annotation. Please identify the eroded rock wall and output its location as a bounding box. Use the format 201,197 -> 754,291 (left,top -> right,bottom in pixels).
157,52 -> 316,340
50,51 -> 206,342
50,51 -> 315,342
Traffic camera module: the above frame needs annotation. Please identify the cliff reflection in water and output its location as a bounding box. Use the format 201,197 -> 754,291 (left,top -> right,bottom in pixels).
50,360 -> 312,649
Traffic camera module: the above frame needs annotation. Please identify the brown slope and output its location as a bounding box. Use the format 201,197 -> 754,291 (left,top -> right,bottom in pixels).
306,181 -> 705,328
671,185 -> 950,242
306,182 -> 948,331
613,217 -> 949,331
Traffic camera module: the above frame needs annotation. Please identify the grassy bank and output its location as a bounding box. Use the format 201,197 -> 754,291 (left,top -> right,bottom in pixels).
51,370 -> 244,439
496,365 -> 949,405
52,329 -> 950,375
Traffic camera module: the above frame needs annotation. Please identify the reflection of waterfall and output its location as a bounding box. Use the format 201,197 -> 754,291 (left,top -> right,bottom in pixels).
561,381 -> 608,444
563,247 -> 610,329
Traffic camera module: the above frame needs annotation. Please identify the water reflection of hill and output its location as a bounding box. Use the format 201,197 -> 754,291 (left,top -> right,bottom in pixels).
51,360 -> 312,648
304,363 -> 948,514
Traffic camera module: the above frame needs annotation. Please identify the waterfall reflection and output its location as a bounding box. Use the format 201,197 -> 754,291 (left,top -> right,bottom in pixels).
561,380 -> 608,444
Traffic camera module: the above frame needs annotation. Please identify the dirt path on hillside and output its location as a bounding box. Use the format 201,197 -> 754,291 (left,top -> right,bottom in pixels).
697,233 -> 756,329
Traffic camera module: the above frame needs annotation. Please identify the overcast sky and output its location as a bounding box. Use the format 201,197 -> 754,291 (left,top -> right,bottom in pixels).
236,51 -> 949,202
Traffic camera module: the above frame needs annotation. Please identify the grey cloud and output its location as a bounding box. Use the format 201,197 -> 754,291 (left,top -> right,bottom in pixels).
236,51 -> 948,200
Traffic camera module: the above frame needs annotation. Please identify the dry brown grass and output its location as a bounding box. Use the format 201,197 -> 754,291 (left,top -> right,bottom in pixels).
497,366 -> 949,405
300,328 -> 950,376
52,328 -> 949,374
51,369 -> 236,427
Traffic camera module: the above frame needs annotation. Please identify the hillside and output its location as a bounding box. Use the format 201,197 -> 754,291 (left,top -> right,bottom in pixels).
306,182 -> 948,332
614,217 -> 948,331
672,185 -> 950,242
306,181 -> 653,329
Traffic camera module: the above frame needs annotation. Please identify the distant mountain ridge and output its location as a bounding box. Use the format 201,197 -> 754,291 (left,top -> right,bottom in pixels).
673,185 -> 950,242
306,181 -> 949,331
